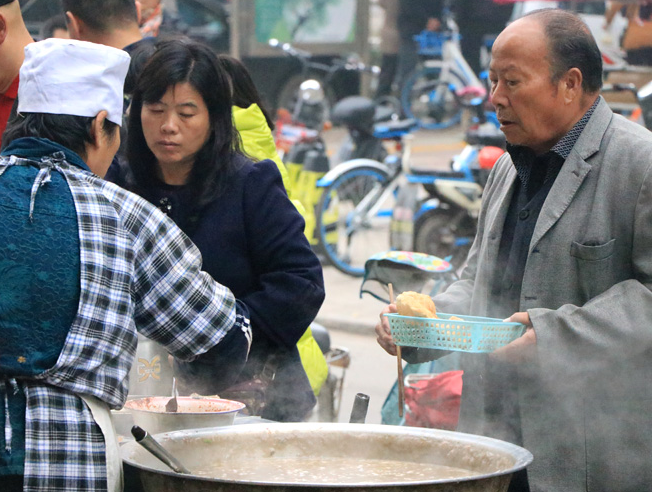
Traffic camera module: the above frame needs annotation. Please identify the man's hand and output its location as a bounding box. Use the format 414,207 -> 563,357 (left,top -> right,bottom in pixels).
375,303 -> 398,356
490,311 -> 537,363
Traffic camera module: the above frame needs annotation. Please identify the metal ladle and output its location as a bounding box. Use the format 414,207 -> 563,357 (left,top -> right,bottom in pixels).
131,425 -> 191,474
165,377 -> 179,412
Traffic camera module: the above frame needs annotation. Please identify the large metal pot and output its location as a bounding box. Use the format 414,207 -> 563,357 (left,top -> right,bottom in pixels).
121,423 -> 532,491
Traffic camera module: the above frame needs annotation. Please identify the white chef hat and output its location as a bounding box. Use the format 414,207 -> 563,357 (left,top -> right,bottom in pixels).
18,38 -> 131,126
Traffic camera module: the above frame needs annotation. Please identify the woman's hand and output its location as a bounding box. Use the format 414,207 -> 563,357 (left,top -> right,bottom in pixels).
375,304 -> 398,356
490,311 -> 537,364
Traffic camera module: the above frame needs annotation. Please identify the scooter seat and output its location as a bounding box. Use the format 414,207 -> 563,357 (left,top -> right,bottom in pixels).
331,96 -> 376,131
374,104 -> 396,123
373,119 -> 419,139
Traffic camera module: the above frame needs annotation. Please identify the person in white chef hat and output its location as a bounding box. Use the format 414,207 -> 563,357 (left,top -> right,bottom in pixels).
0,38 -> 251,492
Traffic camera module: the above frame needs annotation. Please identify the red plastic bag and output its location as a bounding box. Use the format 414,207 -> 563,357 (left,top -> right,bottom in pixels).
404,370 -> 463,430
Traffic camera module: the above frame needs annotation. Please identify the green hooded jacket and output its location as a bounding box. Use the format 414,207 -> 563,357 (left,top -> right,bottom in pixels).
233,103 -> 327,395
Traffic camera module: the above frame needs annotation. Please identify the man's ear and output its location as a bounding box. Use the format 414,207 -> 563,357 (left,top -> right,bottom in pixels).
563,67 -> 583,104
86,110 -> 117,177
65,11 -> 82,40
135,1 -> 142,25
0,14 -> 8,46
89,110 -> 109,149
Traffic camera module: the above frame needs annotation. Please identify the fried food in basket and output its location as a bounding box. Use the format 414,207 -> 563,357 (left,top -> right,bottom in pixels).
395,291 -> 438,318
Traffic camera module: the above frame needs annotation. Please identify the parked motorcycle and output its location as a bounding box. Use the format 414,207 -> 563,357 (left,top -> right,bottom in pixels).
268,38 -> 381,127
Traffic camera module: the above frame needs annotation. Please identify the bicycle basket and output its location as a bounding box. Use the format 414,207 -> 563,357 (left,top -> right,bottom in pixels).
385,312 -> 525,353
413,31 -> 449,57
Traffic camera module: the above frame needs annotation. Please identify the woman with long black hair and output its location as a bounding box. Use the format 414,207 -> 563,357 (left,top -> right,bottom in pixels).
118,39 -> 325,422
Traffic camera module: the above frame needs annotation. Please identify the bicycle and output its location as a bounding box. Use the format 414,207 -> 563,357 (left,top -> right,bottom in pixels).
400,12 -> 487,130
315,119 -> 418,277
315,81 -> 503,278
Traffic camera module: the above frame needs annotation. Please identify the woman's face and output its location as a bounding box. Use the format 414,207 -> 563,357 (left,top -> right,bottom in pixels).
141,82 -> 211,183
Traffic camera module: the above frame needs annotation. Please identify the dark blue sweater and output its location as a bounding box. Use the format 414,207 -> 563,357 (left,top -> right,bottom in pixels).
110,155 -> 325,420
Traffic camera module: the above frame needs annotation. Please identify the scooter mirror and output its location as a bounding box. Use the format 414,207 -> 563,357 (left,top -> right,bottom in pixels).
299,79 -> 325,103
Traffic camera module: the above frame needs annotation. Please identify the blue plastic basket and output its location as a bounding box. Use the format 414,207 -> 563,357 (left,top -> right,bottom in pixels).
413,31 -> 449,57
385,312 -> 525,353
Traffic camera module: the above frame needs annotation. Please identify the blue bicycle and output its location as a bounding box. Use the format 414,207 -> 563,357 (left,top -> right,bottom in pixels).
401,13 -> 491,130
316,78 -> 503,277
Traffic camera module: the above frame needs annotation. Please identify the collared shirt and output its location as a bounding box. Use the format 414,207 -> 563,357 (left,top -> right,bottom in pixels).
0,137 -> 250,490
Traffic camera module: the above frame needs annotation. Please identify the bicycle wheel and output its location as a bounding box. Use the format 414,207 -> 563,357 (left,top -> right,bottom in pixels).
401,66 -> 466,130
413,206 -> 476,270
316,166 -> 393,277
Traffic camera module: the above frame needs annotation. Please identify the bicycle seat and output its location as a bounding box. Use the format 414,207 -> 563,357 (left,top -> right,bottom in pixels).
373,119 -> 419,139
310,322 -> 330,354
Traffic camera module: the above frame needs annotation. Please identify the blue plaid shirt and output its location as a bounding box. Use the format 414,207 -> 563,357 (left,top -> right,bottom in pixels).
0,138 -> 250,491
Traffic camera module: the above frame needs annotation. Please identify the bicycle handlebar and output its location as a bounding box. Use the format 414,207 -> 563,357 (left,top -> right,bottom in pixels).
268,38 -> 312,60
268,38 -> 379,77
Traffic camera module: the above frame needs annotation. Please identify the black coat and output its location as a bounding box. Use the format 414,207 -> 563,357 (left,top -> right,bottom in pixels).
112,155 -> 325,421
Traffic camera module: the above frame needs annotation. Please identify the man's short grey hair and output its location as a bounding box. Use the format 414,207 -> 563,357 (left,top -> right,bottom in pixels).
524,9 -> 603,94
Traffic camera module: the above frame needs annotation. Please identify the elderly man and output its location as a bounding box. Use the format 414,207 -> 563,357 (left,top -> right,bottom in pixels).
0,0 -> 32,147
377,9 -> 652,492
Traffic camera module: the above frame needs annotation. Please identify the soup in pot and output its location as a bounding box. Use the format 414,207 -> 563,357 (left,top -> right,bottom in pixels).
194,456 -> 475,484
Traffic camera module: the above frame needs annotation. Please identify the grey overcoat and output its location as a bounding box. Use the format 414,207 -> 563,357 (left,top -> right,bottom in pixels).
429,97 -> 652,491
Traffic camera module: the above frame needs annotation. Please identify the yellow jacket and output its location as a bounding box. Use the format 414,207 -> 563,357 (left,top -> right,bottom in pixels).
232,103 -> 327,395
233,104 -> 292,194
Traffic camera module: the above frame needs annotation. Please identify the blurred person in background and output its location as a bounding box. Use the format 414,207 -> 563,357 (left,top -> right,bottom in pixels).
138,0 -> 187,38
116,39 -> 325,422
138,0 -> 164,36
605,0 -> 652,66
0,0 -> 32,148
39,13 -> 69,40
395,0 -> 444,97
0,38 -> 250,492
63,0 -> 145,53
217,54 -> 291,196
377,9 -> 652,492
453,0 -> 513,75
374,0 -> 399,99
